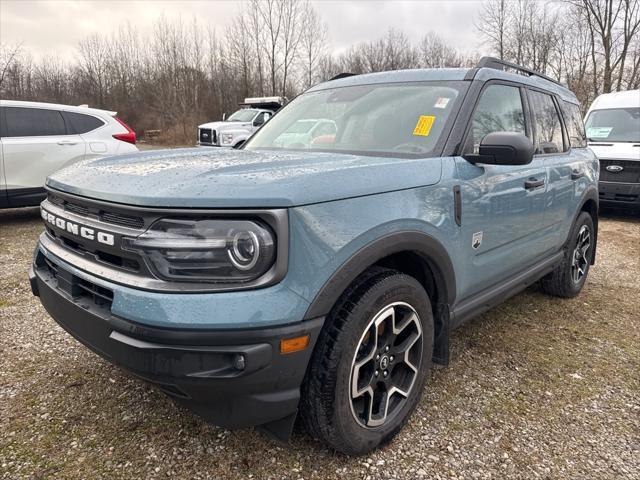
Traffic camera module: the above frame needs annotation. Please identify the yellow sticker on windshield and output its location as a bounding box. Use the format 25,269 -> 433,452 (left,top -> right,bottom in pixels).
413,115 -> 435,137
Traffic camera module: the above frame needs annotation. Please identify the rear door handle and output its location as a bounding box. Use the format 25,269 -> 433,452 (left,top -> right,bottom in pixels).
524,177 -> 545,190
57,140 -> 78,145
571,169 -> 585,180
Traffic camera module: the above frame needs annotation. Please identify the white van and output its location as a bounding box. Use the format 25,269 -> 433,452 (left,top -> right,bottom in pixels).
0,100 -> 138,209
585,90 -> 640,209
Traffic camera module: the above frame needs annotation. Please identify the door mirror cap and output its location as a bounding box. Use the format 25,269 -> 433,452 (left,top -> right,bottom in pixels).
465,132 -> 534,166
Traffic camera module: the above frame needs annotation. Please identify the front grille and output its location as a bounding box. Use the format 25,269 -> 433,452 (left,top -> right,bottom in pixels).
44,193 -> 146,275
199,128 -> 216,145
100,211 -> 144,229
65,202 -> 90,217
599,159 -> 640,183
41,255 -> 114,309
48,194 -> 145,229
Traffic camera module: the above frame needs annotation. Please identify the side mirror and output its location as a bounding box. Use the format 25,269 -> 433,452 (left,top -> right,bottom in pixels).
465,132 -> 534,166
222,113 -> 226,121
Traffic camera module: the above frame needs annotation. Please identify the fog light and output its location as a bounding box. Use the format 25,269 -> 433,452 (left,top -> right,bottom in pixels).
233,354 -> 246,371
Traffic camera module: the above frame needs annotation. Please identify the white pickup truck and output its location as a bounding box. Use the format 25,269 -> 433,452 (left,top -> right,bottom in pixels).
197,97 -> 285,148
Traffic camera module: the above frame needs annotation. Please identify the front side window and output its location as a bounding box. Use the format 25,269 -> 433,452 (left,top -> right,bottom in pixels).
253,111 -> 271,126
227,109 -> 259,122
585,107 -> 640,143
561,101 -> 587,148
245,81 -> 466,157
464,84 -> 526,154
529,91 -> 565,154
3,107 -> 67,137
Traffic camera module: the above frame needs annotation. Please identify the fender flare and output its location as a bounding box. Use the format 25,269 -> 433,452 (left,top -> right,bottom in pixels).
303,231 -> 457,319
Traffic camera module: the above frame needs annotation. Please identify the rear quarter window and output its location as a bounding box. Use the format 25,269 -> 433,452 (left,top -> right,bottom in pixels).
63,111 -> 105,134
561,101 -> 587,148
3,107 -> 67,137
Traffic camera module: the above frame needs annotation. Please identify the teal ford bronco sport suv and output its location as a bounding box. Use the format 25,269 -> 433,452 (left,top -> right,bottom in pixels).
30,58 -> 598,455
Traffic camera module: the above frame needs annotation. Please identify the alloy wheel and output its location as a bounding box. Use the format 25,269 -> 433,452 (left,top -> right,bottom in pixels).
349,302 -> 423,428
571,225 -> 591,284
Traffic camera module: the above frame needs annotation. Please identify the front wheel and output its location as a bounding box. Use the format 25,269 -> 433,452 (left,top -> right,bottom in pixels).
541,211 -> 595,298
301,268 -> 433,455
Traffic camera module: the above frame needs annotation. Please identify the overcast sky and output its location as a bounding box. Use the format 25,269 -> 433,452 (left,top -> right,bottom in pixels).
1,0 -> 485,61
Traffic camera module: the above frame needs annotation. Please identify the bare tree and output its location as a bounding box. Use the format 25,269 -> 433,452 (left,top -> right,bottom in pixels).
77,34 -> 112,106
0,42 -> 23,90
418,32 -> 466,68
567,0 -> 640,92
476,0 -> 509,59
299,5 -> 328,88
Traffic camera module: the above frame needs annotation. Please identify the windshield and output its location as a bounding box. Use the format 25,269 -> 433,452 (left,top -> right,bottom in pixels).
285,120 -> 318,134
585,107 -> 640,142
244,81 -> 465,157
227,109 -> 258,122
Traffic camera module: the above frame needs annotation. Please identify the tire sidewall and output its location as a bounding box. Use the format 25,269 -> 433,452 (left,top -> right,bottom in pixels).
331,275 -> 434,454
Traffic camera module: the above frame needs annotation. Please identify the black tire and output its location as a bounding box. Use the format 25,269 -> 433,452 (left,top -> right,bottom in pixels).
301,267 -> 434,455
541,211 -> 595,298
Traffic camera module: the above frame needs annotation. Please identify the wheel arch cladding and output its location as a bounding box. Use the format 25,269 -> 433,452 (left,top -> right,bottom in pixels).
303,231 -> 456,320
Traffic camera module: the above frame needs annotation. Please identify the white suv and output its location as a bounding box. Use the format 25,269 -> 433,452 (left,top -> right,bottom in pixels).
0,100 -> 138,208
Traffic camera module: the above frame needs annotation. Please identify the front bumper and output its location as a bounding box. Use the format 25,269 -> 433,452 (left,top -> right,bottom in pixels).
599,181 -> 640,209
29,251 -> 323,436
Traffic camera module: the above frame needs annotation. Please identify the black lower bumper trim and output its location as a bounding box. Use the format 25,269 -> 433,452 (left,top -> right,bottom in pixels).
30,261 -> 324,430
599,182 -> 640,209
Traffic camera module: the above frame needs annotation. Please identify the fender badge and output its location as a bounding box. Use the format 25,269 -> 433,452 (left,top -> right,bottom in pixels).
605,165 -> 623,173
472,231 -> 483,250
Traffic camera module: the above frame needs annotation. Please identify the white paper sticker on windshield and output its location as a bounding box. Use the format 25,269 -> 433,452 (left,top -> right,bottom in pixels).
586,127 -> 613,139
434,97 -> 450,109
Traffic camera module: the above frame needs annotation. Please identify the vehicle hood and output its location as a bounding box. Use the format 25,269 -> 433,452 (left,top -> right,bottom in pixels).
46,148 -> 443,208
588,142 -> 640,161
198,121 -> 251,131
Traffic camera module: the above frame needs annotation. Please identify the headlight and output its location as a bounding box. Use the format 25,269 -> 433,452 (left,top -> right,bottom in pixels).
122,218 -> 276,283
221,133 -> 234,145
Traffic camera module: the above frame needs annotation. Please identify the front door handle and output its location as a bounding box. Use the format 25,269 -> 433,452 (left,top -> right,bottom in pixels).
524,177 -> 545,190
57,140 -> 78,146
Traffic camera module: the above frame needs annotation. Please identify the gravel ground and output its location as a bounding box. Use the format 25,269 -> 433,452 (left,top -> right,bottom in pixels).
1,208 -> 638,480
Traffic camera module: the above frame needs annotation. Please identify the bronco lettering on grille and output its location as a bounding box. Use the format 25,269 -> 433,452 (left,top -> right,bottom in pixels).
41,208 -> 115,246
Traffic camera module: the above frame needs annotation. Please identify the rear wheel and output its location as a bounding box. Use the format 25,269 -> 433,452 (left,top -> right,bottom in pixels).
301,268 -> 433,455
541,211 -> 594,298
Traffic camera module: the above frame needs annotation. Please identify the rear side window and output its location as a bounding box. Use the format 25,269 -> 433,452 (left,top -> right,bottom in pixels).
528,91 -> 565,154
561,101 -> 587,148
63,111 -> 105,134
464,84 -> 526,154
3,107 -> 67,137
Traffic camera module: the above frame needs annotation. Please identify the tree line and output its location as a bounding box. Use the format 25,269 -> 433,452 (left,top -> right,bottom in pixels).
0,0 -> 637,144
477,0 -> 640,107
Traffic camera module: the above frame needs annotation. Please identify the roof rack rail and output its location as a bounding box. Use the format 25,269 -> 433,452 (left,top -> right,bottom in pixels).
475,56 -> 561,86
330,72 -> 358,81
